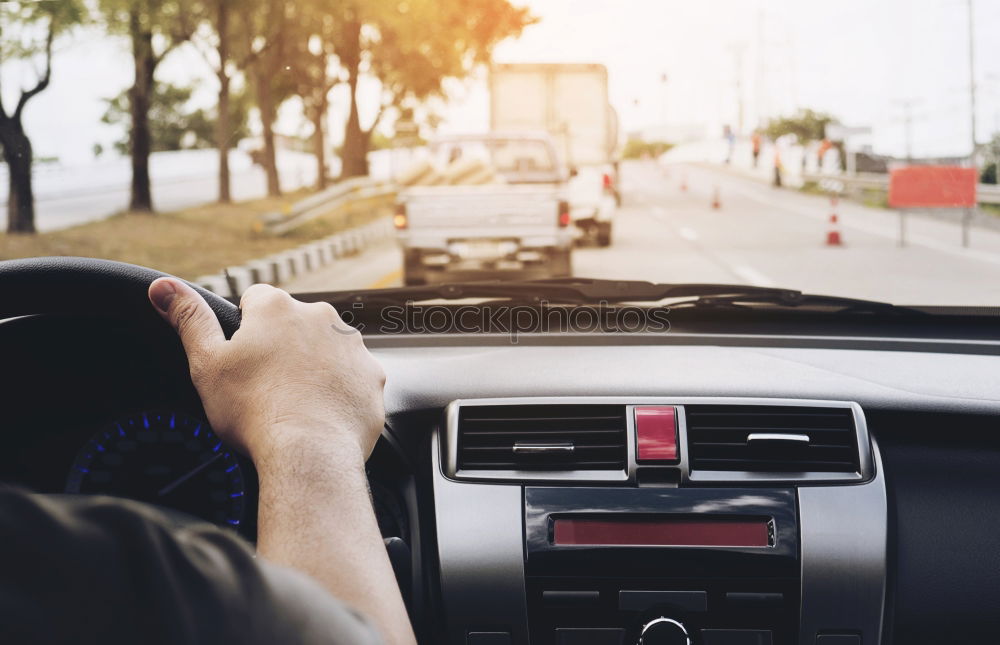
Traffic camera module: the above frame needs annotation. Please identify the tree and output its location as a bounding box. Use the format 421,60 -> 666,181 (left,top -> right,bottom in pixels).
285,2 -> 342,190
623,138 -> 673,160
193,0 -> 263,202
765,109 -> 835,144
0,0 -> 85,234
101,82 -> 250,154
236,0 -> 297,197
99,0 -> 198,212
336,0 -> 536,178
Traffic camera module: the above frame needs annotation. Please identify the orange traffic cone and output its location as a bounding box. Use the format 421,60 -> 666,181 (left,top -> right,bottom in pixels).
711,187 -> 721,209
826,197 -> 843,246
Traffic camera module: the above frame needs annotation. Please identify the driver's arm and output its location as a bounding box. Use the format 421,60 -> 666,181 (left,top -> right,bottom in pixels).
148,278 -> 416,645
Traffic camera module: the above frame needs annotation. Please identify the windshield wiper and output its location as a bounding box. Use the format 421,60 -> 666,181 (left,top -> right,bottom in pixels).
311,277 -> 919,314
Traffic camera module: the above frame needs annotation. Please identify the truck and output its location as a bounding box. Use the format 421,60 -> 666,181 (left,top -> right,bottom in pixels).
394,133 -> 574,286
489,63 -> 620,246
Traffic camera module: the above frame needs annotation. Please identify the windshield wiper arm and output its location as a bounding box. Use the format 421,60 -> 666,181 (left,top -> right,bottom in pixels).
669,291 -> 921,315
310,277 -> 916,314
316,278 -> 790,305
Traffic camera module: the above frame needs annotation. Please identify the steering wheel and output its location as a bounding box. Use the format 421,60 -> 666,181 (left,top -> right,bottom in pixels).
0,257 -> 242,337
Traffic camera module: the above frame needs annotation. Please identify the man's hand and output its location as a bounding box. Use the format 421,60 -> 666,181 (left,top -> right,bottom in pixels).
148,278 -> 415,645
148,279 -> 385,464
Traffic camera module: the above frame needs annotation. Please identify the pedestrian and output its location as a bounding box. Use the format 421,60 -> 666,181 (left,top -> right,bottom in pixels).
817,138 -> 832,172
773,147 -> 783,188
723,125 -> 735,164
751,131 -> 762,168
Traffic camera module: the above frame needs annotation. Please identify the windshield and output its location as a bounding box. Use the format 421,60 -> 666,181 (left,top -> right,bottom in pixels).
1,0 -> 998,306
431,139 -> 558,177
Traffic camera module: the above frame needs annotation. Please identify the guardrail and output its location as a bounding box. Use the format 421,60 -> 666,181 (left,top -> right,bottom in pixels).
803,172 -> 1000,205
259,176 -> 398,235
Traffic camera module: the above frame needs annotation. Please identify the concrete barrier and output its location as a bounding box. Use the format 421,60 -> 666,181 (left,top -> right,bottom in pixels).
195,215 -> 393,295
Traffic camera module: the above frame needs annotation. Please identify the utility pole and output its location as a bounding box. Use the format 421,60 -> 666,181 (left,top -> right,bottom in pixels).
660,72 -> 668,139
892,99 -> 920,163
755,8 -> 766,128
729,43 -> 747,135
967,0 -> 977,165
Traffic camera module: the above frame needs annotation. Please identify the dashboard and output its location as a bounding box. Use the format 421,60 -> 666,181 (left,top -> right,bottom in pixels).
4,311 -> 1000,644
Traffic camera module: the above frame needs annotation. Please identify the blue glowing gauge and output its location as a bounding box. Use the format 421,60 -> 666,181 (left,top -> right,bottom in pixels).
66,411 -> 245,528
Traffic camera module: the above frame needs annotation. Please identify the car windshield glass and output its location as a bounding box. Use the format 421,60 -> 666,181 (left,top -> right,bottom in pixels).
1,1 -> 999,308
433,140 -> 556,175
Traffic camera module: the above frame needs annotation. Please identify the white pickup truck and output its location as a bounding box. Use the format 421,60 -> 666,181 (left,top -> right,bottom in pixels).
394,134 -> 574,286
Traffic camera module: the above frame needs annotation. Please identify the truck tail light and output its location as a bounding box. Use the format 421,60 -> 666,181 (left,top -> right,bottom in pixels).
393,203 -> 408,229
602,173 -> 614,190
558,200 -> 571,227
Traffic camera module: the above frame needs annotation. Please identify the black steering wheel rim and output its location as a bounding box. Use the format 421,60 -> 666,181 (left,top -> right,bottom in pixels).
0,257 -> 242,338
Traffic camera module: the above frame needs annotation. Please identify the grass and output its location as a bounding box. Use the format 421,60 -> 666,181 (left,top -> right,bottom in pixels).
980,203 -> 1000,218
0,190 -> 387,280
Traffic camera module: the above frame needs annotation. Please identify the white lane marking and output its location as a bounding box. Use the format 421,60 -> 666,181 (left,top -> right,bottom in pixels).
678,227 -> 699,241
644,199 -> 776,287
731,264 -> 776,287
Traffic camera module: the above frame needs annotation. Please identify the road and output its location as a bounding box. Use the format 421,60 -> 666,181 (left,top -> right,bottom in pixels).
1,150 -> 318,233
285,160 -> 1000,306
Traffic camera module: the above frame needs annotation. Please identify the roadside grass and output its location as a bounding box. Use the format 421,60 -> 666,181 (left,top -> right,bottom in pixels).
981,203 -> 1000,218
0,191 -> 384,280
798,181 -> 890,209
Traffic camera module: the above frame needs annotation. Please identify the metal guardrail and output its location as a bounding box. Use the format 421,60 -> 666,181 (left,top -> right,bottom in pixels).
260,177 -> 398,235
803,172 -> 1000,205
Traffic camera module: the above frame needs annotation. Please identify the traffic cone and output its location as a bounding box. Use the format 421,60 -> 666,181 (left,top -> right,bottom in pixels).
825,197 -> 843,246
711,187 -> 721,209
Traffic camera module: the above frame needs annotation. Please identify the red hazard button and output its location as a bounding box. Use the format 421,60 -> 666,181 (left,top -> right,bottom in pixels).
635,406 -> 678,463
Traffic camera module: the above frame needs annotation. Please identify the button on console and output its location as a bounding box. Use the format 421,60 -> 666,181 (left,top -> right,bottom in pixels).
634,406 -> 679,462
619,590 -> 707,612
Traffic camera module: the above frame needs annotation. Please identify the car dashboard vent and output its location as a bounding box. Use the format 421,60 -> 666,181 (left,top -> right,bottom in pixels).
686,405 -> 860,473
457,404 -> 628,471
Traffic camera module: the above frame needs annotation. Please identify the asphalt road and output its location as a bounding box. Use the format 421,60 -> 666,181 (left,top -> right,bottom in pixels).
2,150 -> 318,233
286,160 -> 1000,306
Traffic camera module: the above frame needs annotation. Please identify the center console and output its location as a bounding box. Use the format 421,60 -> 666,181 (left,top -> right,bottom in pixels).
431,398 -> 887,645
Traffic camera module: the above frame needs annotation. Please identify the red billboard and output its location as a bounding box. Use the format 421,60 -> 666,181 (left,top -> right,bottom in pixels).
888,166 -> 977,209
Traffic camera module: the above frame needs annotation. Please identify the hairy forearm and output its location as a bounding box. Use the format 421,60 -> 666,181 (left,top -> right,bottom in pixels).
254,435 -> 415,645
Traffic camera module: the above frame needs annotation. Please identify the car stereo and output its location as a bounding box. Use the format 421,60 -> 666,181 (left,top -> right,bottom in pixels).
430,398 -> 887,645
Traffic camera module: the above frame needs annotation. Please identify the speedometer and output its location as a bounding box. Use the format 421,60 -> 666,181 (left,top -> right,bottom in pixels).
65,411 -> 246,528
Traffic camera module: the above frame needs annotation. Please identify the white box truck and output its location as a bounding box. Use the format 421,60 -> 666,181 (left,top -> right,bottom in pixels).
490,63 -> 620,246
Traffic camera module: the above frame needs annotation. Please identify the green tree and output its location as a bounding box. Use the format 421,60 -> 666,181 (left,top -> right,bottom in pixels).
335,0 -> 536,178
622,138 -> 673,160
0,0 -> 86,234
285,1 -> 342,190
193,0 -> 270,202
236,0 -> 298,197
765,109 -> 835,144
980,133 -> 1000,185
98,0 -> 198,212
101,82 -> 250,154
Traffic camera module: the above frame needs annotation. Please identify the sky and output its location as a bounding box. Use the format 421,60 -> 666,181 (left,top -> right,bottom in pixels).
3,0 -> 1000,166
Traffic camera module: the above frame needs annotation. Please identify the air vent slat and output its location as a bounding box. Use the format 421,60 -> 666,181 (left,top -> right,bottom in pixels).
686,405 -> 860,474
458,404 -> 627,471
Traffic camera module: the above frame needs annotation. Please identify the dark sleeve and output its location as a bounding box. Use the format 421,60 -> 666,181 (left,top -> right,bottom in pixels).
0,487 -> 383,645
